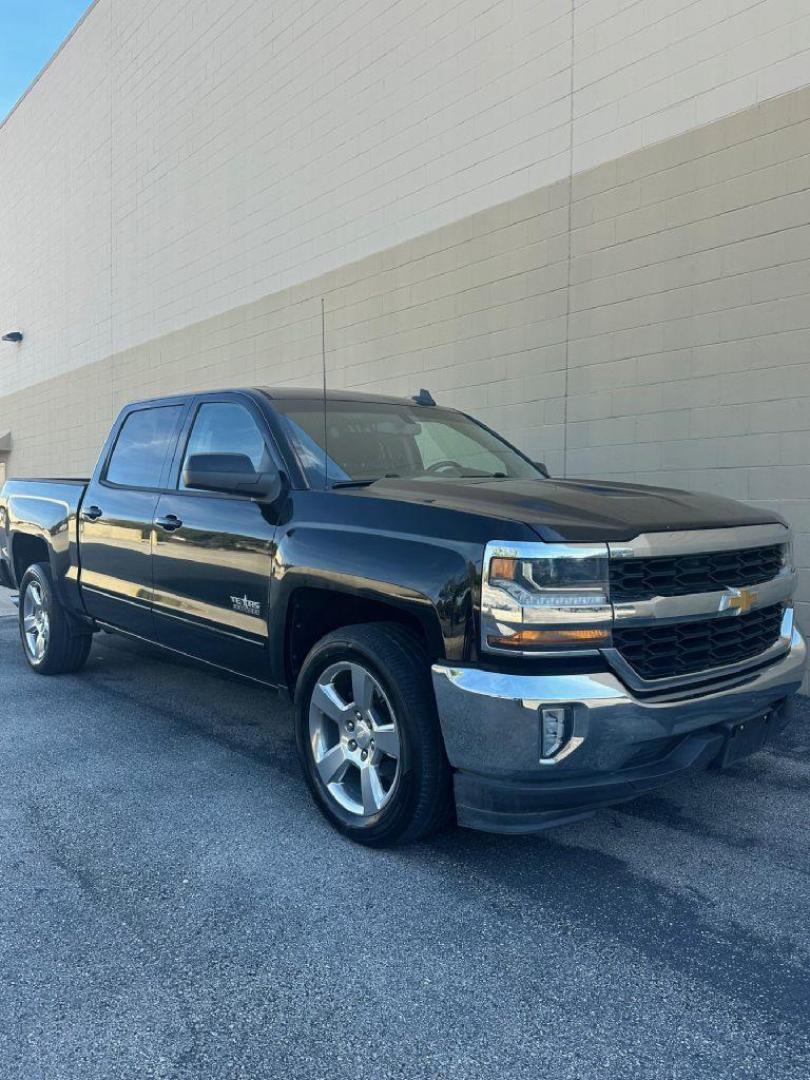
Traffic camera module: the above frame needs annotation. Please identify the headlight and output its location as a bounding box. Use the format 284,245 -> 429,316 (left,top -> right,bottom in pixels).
481,541 -> 612,653
782,538 -> 794,570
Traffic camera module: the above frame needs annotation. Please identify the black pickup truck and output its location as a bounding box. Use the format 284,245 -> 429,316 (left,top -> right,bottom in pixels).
1,387 -> 805,845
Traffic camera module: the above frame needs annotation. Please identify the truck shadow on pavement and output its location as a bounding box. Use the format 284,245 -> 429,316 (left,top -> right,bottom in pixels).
61,626 -> 810,845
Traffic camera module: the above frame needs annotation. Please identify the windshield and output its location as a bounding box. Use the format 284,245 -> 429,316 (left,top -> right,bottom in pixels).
273,398 -> 543,486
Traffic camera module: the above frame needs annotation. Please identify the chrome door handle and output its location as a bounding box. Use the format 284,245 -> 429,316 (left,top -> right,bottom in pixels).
155,514 -> 183,532
81,505 -> 103,521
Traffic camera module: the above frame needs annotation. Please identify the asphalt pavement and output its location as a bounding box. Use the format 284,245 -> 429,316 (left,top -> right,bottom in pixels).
1,607 -> 809,1079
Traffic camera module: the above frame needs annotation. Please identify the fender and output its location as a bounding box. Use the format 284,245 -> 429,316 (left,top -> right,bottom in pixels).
267,518 -> 483,685
264,486 -> 540,688
2,481 -> 87,616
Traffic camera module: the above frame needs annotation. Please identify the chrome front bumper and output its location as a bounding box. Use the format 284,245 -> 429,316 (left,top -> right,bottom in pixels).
431,628 -> 807,833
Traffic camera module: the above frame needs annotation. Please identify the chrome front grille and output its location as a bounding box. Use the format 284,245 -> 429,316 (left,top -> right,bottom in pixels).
612,604 -> 784,681
606,524 -> 794,687
610,544 -> 784,603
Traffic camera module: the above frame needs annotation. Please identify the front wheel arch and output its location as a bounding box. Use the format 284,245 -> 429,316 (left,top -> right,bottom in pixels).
282,586 -> 443,691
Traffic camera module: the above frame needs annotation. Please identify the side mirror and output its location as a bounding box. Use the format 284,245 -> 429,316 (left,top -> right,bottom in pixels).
182,453 -> 283,501
533,461 -> 551,478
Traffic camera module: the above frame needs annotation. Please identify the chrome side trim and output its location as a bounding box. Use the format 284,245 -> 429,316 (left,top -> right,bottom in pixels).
612,569 -> 796,627
151,586 -> 268,639
608,523 -> 789,560
152,604 -> 266,646
81,570 -> 152,604
604,607 -> 795,693
82,584 -> 151,610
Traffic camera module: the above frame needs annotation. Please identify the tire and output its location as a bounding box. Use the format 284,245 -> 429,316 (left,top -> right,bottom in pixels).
294,623 -> 452,847
19,562 -> 93,675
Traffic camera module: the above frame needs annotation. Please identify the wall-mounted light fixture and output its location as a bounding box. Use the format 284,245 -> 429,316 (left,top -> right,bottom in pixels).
2,331 -> 23,343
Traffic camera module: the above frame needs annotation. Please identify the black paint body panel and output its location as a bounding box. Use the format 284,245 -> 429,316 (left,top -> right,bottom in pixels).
0,386 -> 787,690
151,489 -> 277,678
351,475 -> 784,542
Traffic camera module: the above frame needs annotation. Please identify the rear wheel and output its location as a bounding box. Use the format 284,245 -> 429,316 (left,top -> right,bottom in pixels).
294,623 -> 452,847
19,563 -> 92,675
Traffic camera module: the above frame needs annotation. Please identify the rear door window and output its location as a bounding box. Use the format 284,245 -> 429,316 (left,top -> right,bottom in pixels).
105,406 -> 183,489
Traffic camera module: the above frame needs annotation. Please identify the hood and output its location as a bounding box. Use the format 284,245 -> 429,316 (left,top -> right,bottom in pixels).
352,476 -> 783,542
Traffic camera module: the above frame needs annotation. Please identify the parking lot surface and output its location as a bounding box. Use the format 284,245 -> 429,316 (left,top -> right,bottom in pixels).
1,609 -> 810,1080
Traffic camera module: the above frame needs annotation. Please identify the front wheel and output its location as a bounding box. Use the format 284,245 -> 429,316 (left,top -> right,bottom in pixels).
19,563 -> 92,675
294,623 -> 452,847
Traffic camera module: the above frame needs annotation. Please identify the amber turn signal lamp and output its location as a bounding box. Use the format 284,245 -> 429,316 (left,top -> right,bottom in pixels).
487,627 -> 609,649
489,557 -> 516,581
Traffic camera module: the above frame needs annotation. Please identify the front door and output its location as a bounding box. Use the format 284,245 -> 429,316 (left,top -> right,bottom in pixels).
151,399 -> 278,679
79,403 -> 186,637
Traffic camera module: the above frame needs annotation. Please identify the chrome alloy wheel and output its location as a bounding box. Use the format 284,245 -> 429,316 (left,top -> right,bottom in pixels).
23,581 -> 50,662
308,661 -> 401,818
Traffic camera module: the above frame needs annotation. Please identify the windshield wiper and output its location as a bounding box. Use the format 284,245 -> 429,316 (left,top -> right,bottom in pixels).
430,471 -> 509,479
330,473 -> 400,489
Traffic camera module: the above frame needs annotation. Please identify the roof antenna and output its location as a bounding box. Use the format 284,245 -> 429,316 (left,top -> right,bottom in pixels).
321,298 -> 329,489
412,388 -> 436,406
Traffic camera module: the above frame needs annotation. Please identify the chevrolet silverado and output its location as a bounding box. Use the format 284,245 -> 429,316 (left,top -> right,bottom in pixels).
0,387 -> 804,845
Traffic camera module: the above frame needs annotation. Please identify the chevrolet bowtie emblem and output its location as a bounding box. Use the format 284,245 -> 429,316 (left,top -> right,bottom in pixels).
721,586 -> 758,615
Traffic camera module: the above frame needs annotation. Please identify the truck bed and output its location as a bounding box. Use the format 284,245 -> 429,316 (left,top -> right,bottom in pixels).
6,478 -> 89,485
0,478 -> 89,591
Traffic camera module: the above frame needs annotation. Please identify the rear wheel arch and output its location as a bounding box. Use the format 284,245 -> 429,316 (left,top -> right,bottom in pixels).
11,532 -> 50,587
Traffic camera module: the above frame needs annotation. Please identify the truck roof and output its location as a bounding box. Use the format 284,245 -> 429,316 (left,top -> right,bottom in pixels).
258,387 -> 433,407
117,387 -> 439,410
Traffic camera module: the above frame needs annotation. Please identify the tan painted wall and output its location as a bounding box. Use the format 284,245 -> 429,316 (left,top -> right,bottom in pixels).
0,175 -> 573,478
7,0 -> 810,401
2,84 -> 810,653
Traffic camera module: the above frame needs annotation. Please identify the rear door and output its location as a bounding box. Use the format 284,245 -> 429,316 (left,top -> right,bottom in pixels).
151,395 -> 279,679
79,402 -> 187,637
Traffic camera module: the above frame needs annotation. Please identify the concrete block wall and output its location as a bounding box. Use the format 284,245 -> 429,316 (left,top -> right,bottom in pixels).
4,0 -> 810,401
565,85 -> 810,636
0,177 -> 573,477
573,0 -> 810,171
1,0 -> 576,398
2,0 -> 810,679
3,84 -> 810,492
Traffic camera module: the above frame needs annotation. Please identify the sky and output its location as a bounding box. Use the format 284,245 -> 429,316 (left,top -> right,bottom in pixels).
0,0 -> 93,121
